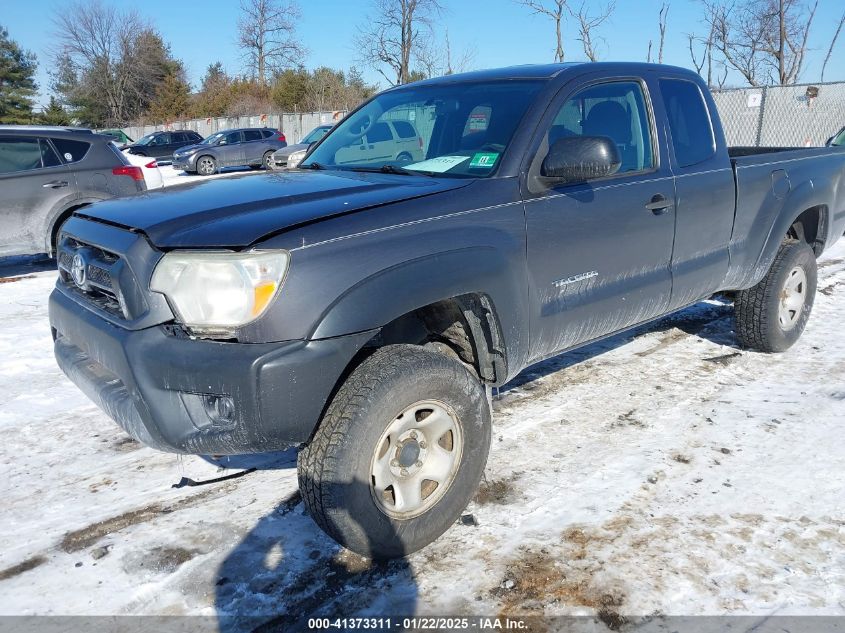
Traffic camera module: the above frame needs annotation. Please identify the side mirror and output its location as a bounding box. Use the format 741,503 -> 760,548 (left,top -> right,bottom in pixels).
541,136 -> 621,182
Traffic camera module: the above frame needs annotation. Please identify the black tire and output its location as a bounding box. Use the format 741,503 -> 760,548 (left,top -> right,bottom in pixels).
396,151 -> 413,163
262,151 -> 275,169
196,155 -> 217,176
298,344 -> 491,559
734,239 -> 817,352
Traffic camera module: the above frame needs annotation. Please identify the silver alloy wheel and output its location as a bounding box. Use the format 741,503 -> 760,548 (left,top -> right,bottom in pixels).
370,400 -> 463,519
778,265 -> 807,330
263,152 -> 274,169
197,156 -> 216,175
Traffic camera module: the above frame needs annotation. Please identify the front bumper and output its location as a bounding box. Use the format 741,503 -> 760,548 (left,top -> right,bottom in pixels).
49,288 -> 374,455
172,153 -> 199,171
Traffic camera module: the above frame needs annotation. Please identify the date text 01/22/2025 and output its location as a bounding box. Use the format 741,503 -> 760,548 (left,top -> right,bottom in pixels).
307,616 -> 529,630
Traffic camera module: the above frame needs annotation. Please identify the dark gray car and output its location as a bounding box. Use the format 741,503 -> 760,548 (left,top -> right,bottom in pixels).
172,128 -> 287,175
0,126 -> 147,257
269,124 -> 332,169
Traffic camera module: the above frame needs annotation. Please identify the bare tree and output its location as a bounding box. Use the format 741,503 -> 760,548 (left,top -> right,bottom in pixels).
355,0 -> 443,85
52,0 -> 178,125
703,0 -> 818,86
237,0 -> 305,86
657,3 -> 669,64
516,0 -> 566,62
567,1 -> 615,61
687,18 -> 717,85
416,28 -> 476,78
821,11 -> 845,82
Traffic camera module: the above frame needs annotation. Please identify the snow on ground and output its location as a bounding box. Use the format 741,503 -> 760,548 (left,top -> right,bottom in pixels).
158,163 -> 259,187
0,240 -> 843,630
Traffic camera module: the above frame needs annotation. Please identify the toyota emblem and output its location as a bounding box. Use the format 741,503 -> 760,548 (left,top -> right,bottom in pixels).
71,252 -> 87,287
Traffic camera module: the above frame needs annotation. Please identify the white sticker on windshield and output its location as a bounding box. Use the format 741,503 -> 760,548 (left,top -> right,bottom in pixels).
405,155 -> 469,173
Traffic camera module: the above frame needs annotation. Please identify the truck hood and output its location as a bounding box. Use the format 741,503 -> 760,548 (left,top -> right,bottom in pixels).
75,169 -> 472,249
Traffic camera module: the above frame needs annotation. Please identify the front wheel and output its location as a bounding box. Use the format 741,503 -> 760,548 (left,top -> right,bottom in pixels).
298,344 -> 491,559
196,155 -> 217,176
734,239 -> 817,352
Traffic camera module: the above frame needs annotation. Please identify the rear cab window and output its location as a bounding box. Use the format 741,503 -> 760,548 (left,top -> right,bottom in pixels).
659,78 -> 716,168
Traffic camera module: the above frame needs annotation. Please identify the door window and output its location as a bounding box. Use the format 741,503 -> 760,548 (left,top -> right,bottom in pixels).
51,138 -> 91,163
222,131 -> 242,145
39,139 -> 62,167
0,137 -> 42,173
659,78 -> 715,168
150,133 -> 171,146
366,122 -> 393,143
243,130 -> 263,142
548,81 -> 654,174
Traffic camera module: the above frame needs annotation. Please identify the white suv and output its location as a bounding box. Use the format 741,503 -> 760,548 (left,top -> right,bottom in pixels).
334,120 -> 424,165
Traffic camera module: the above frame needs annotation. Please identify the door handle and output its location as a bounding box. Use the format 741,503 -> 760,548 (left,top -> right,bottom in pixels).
42,181 -> 69,189
645,194 -> 673,214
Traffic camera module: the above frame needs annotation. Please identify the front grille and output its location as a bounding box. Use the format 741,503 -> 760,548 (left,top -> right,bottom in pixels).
57,238 -> 127,319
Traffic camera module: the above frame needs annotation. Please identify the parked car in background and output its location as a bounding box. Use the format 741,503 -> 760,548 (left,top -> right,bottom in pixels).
124,130 -> 203,159
119,145 -> 164,189
333,119 -> 423,165
172,128 -> 287,175
99,129 -> 134,147
0,126 -> 146,257
269,124 -> 332,169
827,126 -> 845,147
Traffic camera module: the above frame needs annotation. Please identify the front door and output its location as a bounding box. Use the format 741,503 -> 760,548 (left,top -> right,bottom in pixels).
523,77 -> 676,361
217,131 -> 245,166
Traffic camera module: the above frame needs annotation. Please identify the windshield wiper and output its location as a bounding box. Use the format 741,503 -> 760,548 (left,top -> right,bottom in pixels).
302,161 -> 326,170
349,165 -> 434,177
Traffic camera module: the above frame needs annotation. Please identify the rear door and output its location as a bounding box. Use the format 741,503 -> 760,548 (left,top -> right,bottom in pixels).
0,136 -> 76,256
522,76 -> 676,360
657,76 -> 735,309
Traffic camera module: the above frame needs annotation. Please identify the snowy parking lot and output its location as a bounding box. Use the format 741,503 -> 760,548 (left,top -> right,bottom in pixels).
0,231 -> 843,629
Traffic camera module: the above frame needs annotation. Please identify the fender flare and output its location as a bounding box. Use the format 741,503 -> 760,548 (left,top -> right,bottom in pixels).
751,179 -> 827,282
310,246 -> 520,379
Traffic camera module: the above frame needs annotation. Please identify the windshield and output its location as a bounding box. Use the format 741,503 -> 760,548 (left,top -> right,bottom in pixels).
832,128 -> 845,147
302,126 -> 331,144
302,79 -> 544,177
200,132 -> 224,145
136,134 -> 155,146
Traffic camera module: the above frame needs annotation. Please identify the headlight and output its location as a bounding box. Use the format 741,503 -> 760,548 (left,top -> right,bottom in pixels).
287,149 -> 307,168
150,250 -> 289,332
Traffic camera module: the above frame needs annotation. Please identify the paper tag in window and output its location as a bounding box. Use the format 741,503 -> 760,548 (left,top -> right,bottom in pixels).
405,156 -> 469,172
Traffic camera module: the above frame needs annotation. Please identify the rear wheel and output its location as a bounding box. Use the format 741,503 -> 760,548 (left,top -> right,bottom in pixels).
396,151 -> 413,163
262,151 -> 275,170
734,239 -> 817,352
196,155 -> 217,176
298,344 -> 491,559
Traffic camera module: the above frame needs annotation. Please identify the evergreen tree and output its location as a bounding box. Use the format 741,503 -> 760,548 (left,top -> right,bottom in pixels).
0,25 -> 38,124
148,65 -> 191,122
39,96 -> 71,126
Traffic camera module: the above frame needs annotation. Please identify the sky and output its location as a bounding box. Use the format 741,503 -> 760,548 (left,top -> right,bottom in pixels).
3,0 -> 845,109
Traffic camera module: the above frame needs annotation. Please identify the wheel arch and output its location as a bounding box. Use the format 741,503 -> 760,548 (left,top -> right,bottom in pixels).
309,247 -> 517,386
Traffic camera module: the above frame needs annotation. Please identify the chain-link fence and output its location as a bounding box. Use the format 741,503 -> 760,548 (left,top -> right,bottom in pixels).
119,111 -> 347,145
712,82 -> 845,147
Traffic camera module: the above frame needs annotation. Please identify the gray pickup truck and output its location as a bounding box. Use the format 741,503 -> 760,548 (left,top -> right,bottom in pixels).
49,63 -> 845,559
